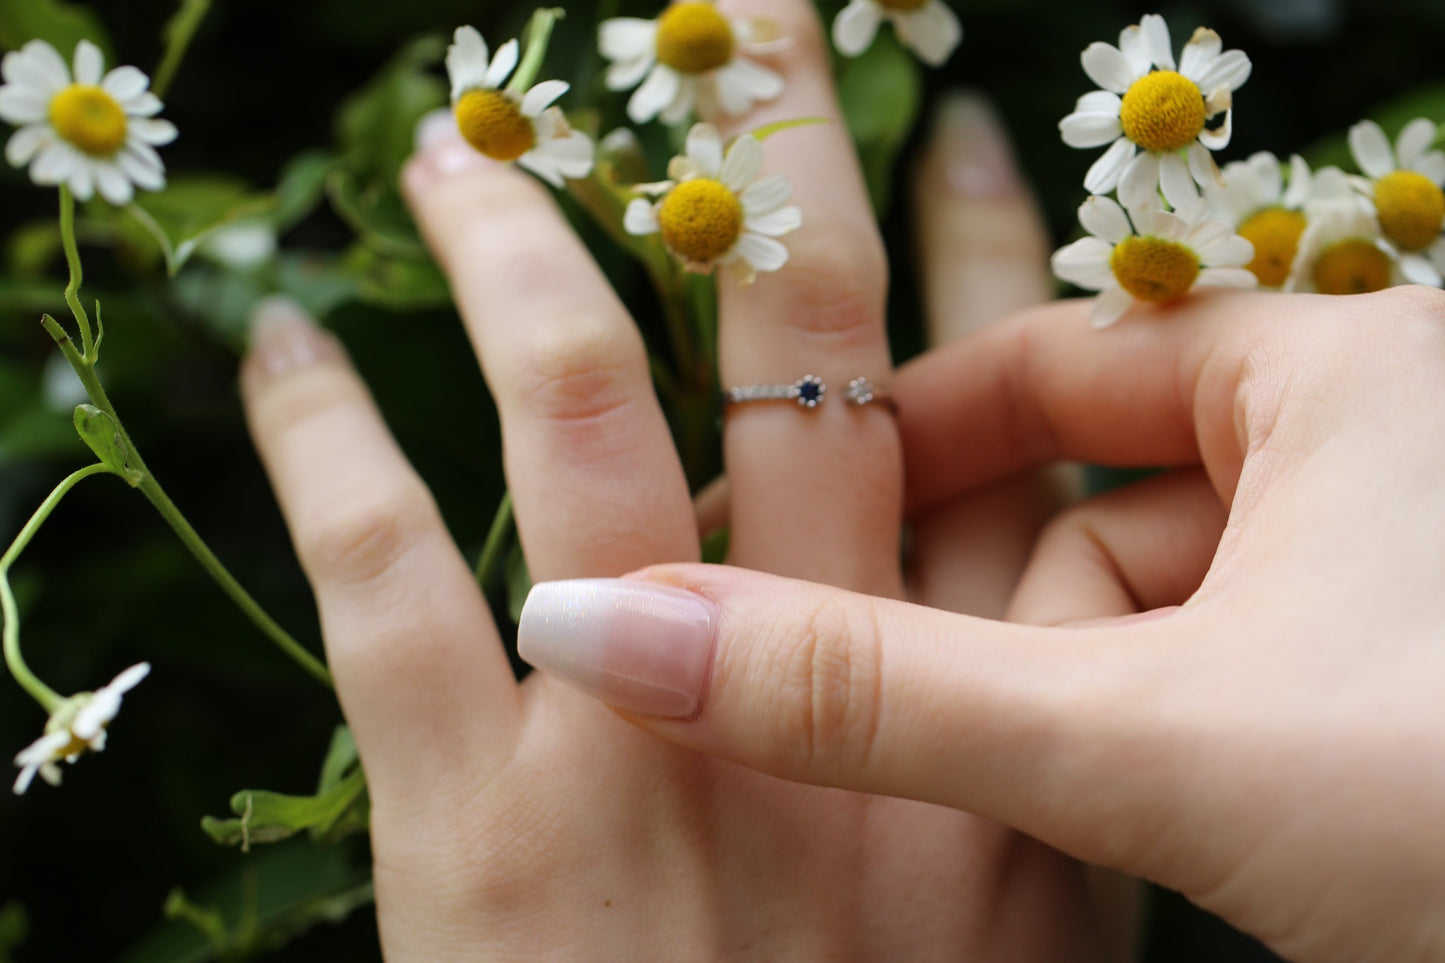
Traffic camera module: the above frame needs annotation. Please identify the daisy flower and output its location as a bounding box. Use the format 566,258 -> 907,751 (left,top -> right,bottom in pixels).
13,662 -> 150,794
1051,194 -> 1256,329
831,0 -> 963,67
0,39 -> 176,205
1059,14 -> 1251,211
623,122 -> 801,284
600,2 -> 787,125
1345,118 -> 1445,286
1284,198 -> 1405,295
1205,152 -> 1317,288
446,26 -> 593,187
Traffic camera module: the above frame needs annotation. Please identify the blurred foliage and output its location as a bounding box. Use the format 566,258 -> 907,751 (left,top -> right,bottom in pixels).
2,0 -> 1443,959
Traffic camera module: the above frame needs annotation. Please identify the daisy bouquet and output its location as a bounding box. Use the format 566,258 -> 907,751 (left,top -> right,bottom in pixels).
0,1 -> 1441,958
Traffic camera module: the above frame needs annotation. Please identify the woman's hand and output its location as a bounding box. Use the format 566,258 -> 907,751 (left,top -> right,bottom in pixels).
525,286 -> 1445,963
240,1 -> 1099,958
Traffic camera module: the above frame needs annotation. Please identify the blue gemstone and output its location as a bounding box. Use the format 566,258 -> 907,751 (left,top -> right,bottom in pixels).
799,380 -> 822,403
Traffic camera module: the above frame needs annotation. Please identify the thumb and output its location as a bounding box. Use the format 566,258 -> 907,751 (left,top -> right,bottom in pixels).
518,564 -> 1193,875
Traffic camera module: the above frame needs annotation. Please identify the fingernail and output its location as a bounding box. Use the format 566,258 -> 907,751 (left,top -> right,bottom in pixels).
412,107 -> 491,177
934,92 -> 1021,198
247,295 -> 339,380
519,579 -> 718,718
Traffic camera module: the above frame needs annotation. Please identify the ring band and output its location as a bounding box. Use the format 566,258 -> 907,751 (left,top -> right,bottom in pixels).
722,375 -> 898,414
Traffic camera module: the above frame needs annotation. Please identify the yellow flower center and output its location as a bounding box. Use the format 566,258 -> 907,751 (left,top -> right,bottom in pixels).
49,84 -> 127,156
1237,207 -> 1306,287
1373,170 -> 1445,252
657,178 -> 743,263
1109,236 -> 1201,302
454,89 -> 535,162
1312,239 -> 1392,295
655,2 -> 735,74
1119,71 -> 1207,153
877,0 -> 929,8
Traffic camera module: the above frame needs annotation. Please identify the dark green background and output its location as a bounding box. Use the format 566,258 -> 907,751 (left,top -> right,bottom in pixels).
2,0 -> 1440,958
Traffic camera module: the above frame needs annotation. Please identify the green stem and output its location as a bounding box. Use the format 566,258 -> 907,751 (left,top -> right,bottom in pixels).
654,267 -> 700,388
507,7 -> 564,95
57,187 -> 95,361
2,464 -> 115,712
152,0 -> 212,100
474,492 -> 514,586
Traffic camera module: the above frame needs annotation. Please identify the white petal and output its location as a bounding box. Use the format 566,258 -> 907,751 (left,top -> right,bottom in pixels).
1246,150 -> 1282,203
1398,253 -> 1442,287
1178,27 -> 1221,82
1083,137 -> 1136,195
1188,140 -> 1224,189
719,134 -> 763,192
599,18 -> 658,61
733,17 -> 790,53
685,122 -> 724,177
15,730 -> 70,766
627,65 -> 680,124
0,88 -> 50,125
1117,150 -> 1161,210
1074,90 -> 1123,115
711,58 -> 782,116
1197,108 -> 1232,151
1427,237 -> 1445,273
1117,25 -> 1152,76
1195,50 -> 1251,93
447,26 -> 491,99
832,1 -> 882,57
734,232 -> 789,273
624,197 -> 660,235
741,173 -> 791,215
1282,154 -> 1313,209
95,162 -> 132,204
1196,266 -> 1259,289
130,117 -> 178,146
1078,194 -> 1132,243
1160,153 -> 1200,211
107,662 -> 151,695
1140,15 -> 1175,71
661,76 -> 698,125
607,56 -> 653,91
1091,285 -> 1135,329
894,2 -> 962,67
744,205 -> 801,237
1395,119 -> 1437,169
73,40 -> 104,86
1198,234 -> 1254,267
1413,152 -> 1445,186
102,65 -> 149,101
118,146 -> 165,190
123,92 -> 163,117
521,79 -> 569,117
482,39 -> 519,89
1150,209 -> 1190,242
1060,110 -> 1123,149
4,40 -> 70,94
5,125 -> 50,166
13,764 -> 38,795
531,128 -> 594,180
1051,237 -> 1116,289
30,141 -> 77,185
1081,42 -> 1135,94
1349,120 -> 1396,179
515,150 -> 564,188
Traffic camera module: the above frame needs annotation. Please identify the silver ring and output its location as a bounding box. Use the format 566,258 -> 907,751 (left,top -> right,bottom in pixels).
722,375 -> 897,414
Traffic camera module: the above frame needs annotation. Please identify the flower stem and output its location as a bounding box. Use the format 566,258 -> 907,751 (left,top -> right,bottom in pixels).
152,0 -> 212,100
474,491 -> 514,587
507,7 -> 565,95
57,187 -> 95,361
2,463 -> 116,712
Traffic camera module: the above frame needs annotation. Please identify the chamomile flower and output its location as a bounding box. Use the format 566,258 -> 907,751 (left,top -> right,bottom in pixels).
831,0 -> 963,67
1205,152 -> 1319,287
600,2 -> 787,125
1052,194 -> 1256,329
1059,14 -> 1251,211
623,122 -> 801,284
446,26 -> 594,187
1345,118 -> 1445,286
0,39 -> 175,205
13,662 -> 149,795
1285,198 -> 1405,295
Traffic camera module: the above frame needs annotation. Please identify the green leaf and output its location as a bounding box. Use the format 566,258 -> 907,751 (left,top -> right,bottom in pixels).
748,117 -> 831,143
316,726 -> 357,794
837,31 -> 922,215
0,0 -> 112,63
343,243 -> 451,309
0,901 -> 27,963
271,151 -> 337,232
506,541 -> 533,625
701,526 -> 730,564
201,768 -> 368,852
129,176 -> 275,276
73,404 -> 141,483
326,169 -> 427,257
335,35 -> 447,181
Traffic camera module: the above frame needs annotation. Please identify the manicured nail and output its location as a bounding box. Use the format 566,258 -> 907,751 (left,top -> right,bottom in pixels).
519,579 -> 719,718
413,107 -> 491,176
934,92 -> 1021,198
247,295 -> 339,380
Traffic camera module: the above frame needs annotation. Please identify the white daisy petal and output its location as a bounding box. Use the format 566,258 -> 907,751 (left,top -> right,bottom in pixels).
30,141 -> 77,185
685,123 -> 725,178
1091,286 -> 1136,329
1197,109 -> 1233,151
1397,253 -> 1442,286
734,232 -> 789,273
712,58 -> 782,114
1079,195 -> 1132,244
0,88 -> 50,125
73,39 -> 104,86
741,173 -> 791,215
1427,237 -> 1445,273
832,0 -> 883,57
1084,137 -> 1136,195
535,129 -> 595,180
447,26 -> 491,99
1349,120 -> 1396,179
744,205 -> 802,237
607,56 -> 654,91
894,2 -> 963,67
515,150 -> 564,188
107,662 -> 151,695
1395,118 -> 1437,168
123,91 -> 163,117
1160,154 -> 1201,212
1074,90 -> 1123,115
1117,150 -> 1161,210
1246,150 -> 1283,203
1413,152 -> 1445,186
483,39 -> 520,89
130,118 -> 179,146
1178,27 -> 1222,82
1150,209 -> 1190,242
101,65 -> 150,101
1117,25 -> 1152,77
1060,110 -> 1124,149
1198,234 -> 1254,267
1051,237 -> 1116,289
719,135 -> 764,193
628,65 -> 681,124
1196,49 -> 1251,93
95,163 -> 133,205
5,125 -> 50,166
660,77 -> 698,125
1196,266 -> 1259,289
1188,140 -> 1225,189
1140,14 -> 1175,71
599,18 -> 658,62
624,197 -> 660,235
521,79 -> 569,117
118,146 -> 165,190
5,40 -> 71,94
1081,42 -> 1135,94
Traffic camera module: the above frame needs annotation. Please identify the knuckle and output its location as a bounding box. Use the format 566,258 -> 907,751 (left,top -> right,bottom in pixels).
301,484 -> 436,587
776,594 -> 884,781
506,318 -> 648,426
1371,283 -> 1445,326
771,229 -> 888,345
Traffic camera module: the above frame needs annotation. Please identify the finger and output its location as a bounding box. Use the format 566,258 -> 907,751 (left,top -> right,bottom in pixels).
914,92 -> 1053,343
401,114 -> 696,580
241,298 -> 519,801
715,0 -> 900,594
1007,468 -> 1227,627
517,564 -> 1200,881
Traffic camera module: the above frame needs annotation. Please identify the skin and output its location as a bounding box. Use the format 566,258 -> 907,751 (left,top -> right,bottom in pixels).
240,1 -> 1101,958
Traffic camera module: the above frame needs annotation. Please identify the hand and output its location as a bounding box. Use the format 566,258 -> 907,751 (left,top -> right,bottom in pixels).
521,287 -> 1445,963
239,1 -> 1099,958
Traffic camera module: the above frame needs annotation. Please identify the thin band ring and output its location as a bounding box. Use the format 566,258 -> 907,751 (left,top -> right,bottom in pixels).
722,376 -> 898,414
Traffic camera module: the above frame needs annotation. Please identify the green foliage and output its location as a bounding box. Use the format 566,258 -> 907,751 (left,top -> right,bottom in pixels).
0,902 -> 27,963
0,0 -> 110,61
73,403 -> 140,483
837,31 -> 921,215
128,177 -> 277,277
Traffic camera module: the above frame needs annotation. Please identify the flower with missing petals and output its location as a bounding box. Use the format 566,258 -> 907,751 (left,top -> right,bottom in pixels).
13,663 -> 150,794
831,0 -> 962,67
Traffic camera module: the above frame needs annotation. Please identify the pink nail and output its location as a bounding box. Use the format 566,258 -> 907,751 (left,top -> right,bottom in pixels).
413,107 -> 491,176
935,92 -> 1021,198
247,295 -> 339,380
519,579 -> 718,718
